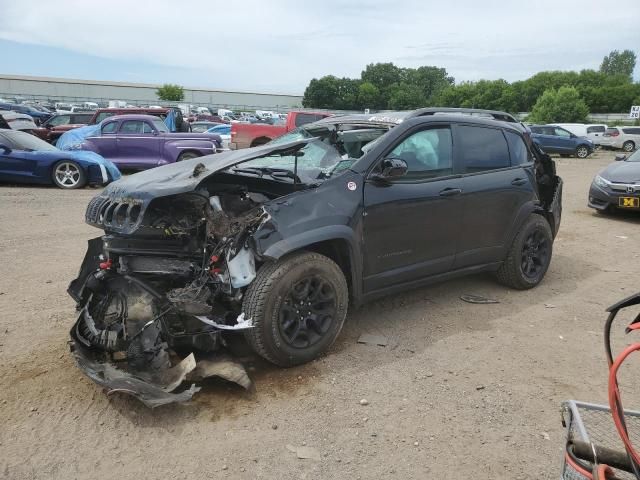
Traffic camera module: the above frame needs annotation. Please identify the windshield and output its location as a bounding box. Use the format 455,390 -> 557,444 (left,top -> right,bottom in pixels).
231,127 -> 388,184
152,118 -> 169,133
269,127 -> 313,145
6,130 -> 58,151
627,149 -> 640,162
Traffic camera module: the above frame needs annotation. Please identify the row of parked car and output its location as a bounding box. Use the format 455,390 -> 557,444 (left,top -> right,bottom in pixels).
0,104 -> 638,193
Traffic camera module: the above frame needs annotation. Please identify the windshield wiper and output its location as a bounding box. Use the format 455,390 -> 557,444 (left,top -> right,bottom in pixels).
231,166 -> 302,184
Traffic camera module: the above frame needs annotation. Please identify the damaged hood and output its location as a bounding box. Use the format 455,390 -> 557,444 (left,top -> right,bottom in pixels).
100,139 -> 312,201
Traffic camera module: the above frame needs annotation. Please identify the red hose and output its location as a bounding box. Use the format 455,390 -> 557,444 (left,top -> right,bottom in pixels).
607,341 -> 640,467
565,451 -> 594,478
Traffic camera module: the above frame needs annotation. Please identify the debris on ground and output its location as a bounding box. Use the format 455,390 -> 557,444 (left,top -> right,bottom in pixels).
357,333 -> 389,347
544,303 -> 556,308
460,294 -> 500,304
286,444 -> 321,460
360,399 -> 369,406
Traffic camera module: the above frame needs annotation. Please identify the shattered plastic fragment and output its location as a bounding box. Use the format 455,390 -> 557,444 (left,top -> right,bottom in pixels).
460,294 -> 500,304
187,355 -> 252,389
195,312 -> 254,330
357,333 -> 388,347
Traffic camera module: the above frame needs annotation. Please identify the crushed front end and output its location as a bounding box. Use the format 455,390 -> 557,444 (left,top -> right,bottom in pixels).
67,160 -> 281,406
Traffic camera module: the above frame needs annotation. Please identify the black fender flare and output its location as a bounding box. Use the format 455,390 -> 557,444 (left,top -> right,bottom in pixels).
259,225 -> 362,302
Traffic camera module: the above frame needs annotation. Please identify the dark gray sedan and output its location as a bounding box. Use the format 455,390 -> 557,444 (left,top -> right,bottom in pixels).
588,150 -> 640,212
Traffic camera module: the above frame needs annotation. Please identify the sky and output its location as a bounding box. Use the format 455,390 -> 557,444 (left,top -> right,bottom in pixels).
1,0 -> 639,95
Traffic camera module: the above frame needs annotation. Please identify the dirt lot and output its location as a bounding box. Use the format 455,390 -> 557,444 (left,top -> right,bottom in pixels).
1,151 -> 639,479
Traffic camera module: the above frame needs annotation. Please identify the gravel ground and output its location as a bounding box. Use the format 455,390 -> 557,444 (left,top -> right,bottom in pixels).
1,151 -> 639,479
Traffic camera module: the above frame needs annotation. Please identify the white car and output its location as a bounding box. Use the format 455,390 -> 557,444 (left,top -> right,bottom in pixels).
551,123 -> 608,145
600,126 -> 640,152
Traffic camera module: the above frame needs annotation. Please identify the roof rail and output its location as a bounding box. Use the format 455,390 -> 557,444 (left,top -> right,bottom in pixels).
408,107 -> 519,123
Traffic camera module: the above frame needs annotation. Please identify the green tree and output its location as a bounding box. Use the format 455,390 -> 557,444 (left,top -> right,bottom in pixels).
403,66 -> 454,103
302,76 -> 341,108
361,63 -> 404,106
527,86 -> 589,123
357,82 -> 381,109
156,83 -> 184,101
387,83 -> 426,110
600,49 -> 637,80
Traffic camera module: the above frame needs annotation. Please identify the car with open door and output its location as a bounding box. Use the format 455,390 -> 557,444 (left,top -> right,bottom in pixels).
67,108 -> 562,406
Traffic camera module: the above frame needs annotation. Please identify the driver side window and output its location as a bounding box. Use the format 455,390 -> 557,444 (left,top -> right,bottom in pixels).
389,127 -> 452,179
101,122 -> 118,134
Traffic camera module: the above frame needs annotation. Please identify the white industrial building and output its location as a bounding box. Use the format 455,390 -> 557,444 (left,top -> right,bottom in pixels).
0,74 -> 303,111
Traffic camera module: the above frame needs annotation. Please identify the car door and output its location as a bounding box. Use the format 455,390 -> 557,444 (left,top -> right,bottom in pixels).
85,120 -> 119,160
115,120 -> 162,169
362,124 -> 464,293
553,127 -> 574,153
453,125 -> 536,269
0,133 -> 37,181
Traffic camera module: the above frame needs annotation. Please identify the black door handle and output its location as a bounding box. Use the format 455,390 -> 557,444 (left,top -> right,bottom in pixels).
439,187 -> 462,196
511,178 -> 527,186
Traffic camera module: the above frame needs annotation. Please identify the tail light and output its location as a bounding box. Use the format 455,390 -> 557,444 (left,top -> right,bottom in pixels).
611,131 -> 619,137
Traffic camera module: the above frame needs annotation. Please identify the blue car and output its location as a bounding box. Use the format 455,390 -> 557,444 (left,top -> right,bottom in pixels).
0,129 -> 121,189
529,125 -> 594,158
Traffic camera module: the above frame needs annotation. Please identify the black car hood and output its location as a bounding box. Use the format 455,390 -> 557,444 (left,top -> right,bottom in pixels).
601,161 -> 640,183
100,139 -> 311,200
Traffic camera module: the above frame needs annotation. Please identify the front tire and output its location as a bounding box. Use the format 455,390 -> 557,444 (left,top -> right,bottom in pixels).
177,151 -> 201,162
243,252 -> 348,367
575,145 -> 589,158
52,160 -> 86,189
623,141 -> 635,152
496,215 -> 553,290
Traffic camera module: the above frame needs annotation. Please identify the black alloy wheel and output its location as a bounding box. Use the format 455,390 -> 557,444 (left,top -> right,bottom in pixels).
278,275 -> 337,349
520,230 -> 550,280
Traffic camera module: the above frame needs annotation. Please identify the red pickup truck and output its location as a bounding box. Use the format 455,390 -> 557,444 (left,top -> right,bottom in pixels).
230,111 -> 331,149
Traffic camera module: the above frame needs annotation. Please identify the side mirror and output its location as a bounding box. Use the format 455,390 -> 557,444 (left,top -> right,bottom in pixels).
380,157 -> 408,178
0,144 -> 11,154
615,153 -> 626,161
370,157 -> 408,184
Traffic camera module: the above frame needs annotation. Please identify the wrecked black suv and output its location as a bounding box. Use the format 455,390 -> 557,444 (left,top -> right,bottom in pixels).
68,108 -> 562,406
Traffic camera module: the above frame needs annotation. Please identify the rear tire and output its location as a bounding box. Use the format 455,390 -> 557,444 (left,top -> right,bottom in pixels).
623,141 -> 635,152
496,215 -> 553,290
243,252 -> 348,367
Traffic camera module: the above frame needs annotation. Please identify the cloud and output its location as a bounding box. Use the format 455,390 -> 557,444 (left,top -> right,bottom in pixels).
0,0 -> 639,92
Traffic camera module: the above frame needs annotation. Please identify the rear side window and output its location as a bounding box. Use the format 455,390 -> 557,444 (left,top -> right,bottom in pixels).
587,125 -> 605,134
529,126 -> 542,134
120,121 -> 144,134
70,114 -> 91,124
622,127 -> 640,135
294,113 -> 325,127
457,125 -> 510,173
505,131 -> 532,165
